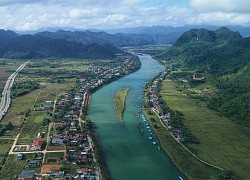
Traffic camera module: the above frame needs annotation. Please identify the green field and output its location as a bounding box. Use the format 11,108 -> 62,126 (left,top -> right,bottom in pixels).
0,139 -> 13,167
0,154 -> 41,179
44,152 -> 65,164
160,79 -> 250,179
114,87 -> 130,119
0,60 -> 23,94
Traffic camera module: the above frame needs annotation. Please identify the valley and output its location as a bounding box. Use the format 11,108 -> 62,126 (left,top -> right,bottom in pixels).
0,26 -> 249,180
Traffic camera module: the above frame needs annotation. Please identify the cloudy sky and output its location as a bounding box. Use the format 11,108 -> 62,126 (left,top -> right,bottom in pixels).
0,0 -> 249,31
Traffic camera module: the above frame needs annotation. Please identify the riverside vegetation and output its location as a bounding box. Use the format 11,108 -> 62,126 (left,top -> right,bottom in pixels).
151,27 -> 250,179
0,53 -> 140,179
114,87 -> 130,119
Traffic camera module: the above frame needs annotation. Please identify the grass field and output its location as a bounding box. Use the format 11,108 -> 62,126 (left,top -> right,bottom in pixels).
0,60 -> 23,94
114,87 -> 130,119
160,79 -> 250,179
0,139 -> 13,167
0,154 -> 41,179
44,152 -> 65,164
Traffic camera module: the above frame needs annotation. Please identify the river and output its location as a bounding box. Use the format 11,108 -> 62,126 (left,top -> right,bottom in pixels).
88,54 -> 182,180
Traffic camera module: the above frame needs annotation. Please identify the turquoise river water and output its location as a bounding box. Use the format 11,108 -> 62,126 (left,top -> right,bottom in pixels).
88,54 -> 182,180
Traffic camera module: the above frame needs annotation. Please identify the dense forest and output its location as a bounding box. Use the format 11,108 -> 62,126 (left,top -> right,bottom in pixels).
157,27 -> 250,127
0,29 -> 122,59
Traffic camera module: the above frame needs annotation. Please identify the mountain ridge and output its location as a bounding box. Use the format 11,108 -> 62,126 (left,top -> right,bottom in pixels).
157,27 -> 250,127
0,29 -> 122,59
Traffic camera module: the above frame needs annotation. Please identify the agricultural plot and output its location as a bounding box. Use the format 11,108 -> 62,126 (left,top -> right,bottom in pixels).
0,139 -> 13,167
44,152 -> 65,164
0,60 -> 23,94
19,112 -> 48,139
160,79 -> 250,179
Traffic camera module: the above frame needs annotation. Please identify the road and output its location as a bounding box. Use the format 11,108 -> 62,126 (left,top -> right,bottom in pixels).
151,108 -> 223,171
0,61 -> 30,120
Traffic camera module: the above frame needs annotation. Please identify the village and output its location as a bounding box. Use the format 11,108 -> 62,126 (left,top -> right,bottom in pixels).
4,57 -> 140,180
146,66 -> 199,145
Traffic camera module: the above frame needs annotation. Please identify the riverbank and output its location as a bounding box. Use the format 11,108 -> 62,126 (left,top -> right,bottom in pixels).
114,87 -> 130,119
143,78 -> 222,180
88,54 -> 181,180
159,79 -> 250,179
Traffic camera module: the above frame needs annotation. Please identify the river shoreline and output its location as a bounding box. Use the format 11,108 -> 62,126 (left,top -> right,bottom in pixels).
114,87 -> 130,120
88,54 -> 181,180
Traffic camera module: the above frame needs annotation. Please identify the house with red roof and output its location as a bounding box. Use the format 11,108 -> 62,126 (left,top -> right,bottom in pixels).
33,140 -> 42,150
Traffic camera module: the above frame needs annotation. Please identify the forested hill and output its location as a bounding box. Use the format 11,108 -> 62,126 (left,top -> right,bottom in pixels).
0,29 -> 122,59
158,27 -> 250,127
36,30 -> 154,47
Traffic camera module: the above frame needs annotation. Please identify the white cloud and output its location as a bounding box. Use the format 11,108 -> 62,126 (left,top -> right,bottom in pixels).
105,14 -> 130,23
190,0 -> 250,13
197,12 -> 250,26
0,0 -> 249,31
121,0 -> 145,5
68,8 -> 99,19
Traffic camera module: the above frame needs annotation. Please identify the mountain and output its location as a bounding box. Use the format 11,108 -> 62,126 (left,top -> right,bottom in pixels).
105,25 -> 250,44
174,27 -> 242,45
36,30 -> 154,47
0,30 -> 121,59
0,29 -> 19,56
158,27 -> 250,127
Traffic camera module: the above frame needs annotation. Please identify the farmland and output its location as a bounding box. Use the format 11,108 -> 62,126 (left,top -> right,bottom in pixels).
159,79 -> 250,179
0,55 -> 140,179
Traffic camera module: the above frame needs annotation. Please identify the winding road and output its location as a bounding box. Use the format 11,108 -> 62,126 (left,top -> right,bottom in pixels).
0,61 -> 30,120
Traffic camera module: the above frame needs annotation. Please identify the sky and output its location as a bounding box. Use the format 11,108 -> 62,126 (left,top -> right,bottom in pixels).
0,0 -> 249,31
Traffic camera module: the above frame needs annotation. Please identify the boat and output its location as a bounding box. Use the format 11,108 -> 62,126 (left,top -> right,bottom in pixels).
157,146 -> 160,150
152,141 -> 156,145
179,176 -> 184,180
148,137 -> 152,140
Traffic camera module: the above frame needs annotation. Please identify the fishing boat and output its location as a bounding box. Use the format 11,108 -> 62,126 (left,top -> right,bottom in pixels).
179,176 -> 184,180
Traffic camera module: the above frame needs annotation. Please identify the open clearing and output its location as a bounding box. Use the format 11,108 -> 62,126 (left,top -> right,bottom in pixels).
160,79 -> 250,179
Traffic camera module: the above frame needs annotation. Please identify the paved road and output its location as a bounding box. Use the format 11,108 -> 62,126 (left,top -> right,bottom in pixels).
0,61 -> 30,120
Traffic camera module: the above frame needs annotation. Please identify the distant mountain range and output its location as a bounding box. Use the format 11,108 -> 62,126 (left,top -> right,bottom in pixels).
0,29 -> 122,59
17,25 -> 250,45
1,25 -> 249,59
105,25 -> 250,43
36,30 -> 154,47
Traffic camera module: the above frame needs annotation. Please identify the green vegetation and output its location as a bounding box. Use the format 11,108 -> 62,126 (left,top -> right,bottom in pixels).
0,30 -> 121,59
0,55 -> 138,179
12,79 -> 39,97
159,79 -> 250,179
0,123 -> 13,136
90,131 -> 110,180
44,152 -> 65,164
157,27 -> 250,127
0,139 -> 13,169
0,154 -> 40,179
114,87 -> 130,119
143,107 -> 221,180
0,60 -> 23,94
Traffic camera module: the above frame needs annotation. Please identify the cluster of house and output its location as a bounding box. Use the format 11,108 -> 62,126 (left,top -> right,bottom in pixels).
18,58 -> 140,179
79,58 -> 139,92
148,72 -> 184,142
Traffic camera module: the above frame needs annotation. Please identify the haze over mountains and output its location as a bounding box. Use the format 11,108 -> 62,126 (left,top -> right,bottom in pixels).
0,25 -> 249,60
